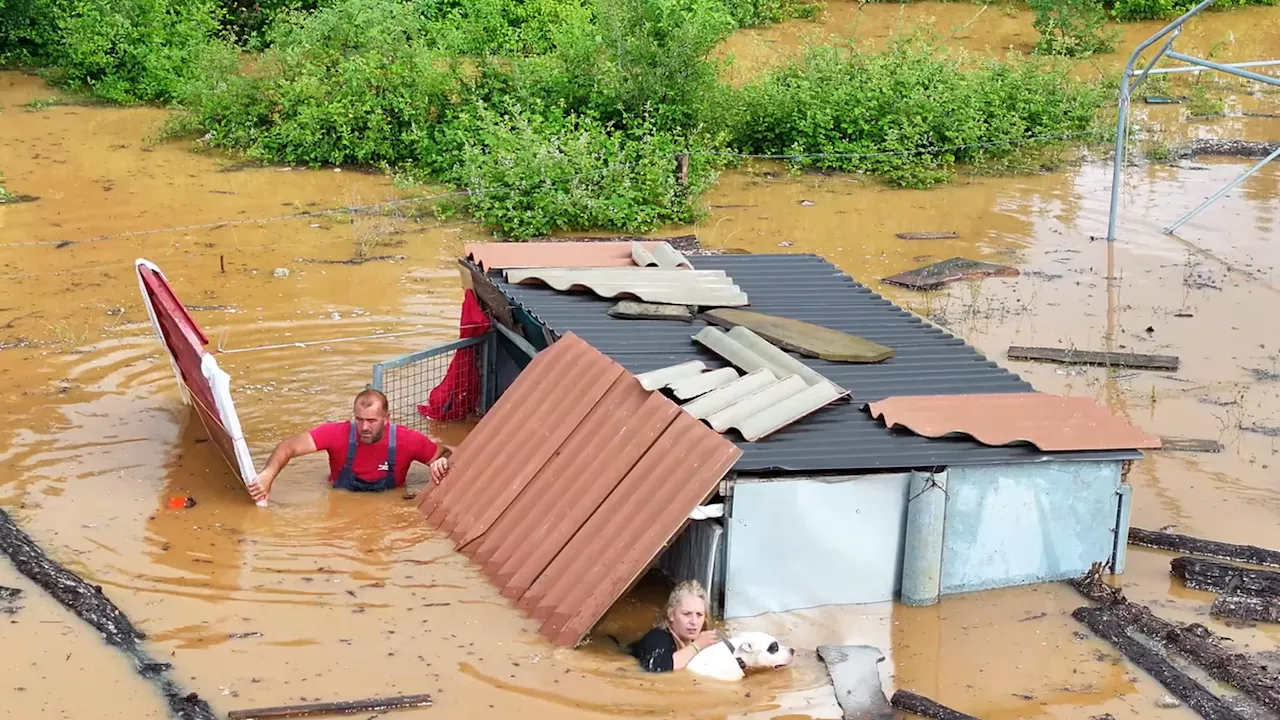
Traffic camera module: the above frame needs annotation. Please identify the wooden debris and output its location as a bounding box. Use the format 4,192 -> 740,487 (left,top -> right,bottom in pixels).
461,260 -> 517,331
1171,556 -> 1280,597
1211,594 -> 1280,624
1129,527 -> 1280,568
881,257 -> 1018,291
895,231 -> 960,240
1006,346 -> 1180,372
608,300 -> 694,322
1158,436 -> 1224,453
1071,563 -> 1280,715
0,508 -> 216,720
889,690 -> 979,720
700,307 -> 894,363
1071,606 -> 1246,720
296,255 -> 405,266
227,694 -> 433,719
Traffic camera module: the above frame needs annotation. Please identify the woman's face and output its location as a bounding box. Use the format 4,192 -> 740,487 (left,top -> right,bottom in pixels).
667,594 -> 706,643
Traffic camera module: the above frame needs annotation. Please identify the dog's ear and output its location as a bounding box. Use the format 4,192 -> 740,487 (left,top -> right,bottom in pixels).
737,641 -> 754,654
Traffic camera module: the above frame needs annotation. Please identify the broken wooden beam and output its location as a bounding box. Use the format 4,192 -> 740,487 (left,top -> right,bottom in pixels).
1130,527 -> 1280,568
608,300 -> 694,322
895,231 -> 960,240
1158,436 -> 1223,453
889,689 -> 979,720
0,508 -> 216,720
227,694 -> 433,719
699,307 -> 894,362
1211,594 -> 1280,624
1006,346 -> 1179,371
1072,606 -> 1246,720
1171,556 -> 1280,597
882,257 -> 1018,291
1070,563 -> 1280,714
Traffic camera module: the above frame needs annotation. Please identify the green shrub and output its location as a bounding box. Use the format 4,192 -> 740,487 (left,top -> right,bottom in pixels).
1029,0 -> 1118,58
220,0 -> 322,47
0,0 -> 66,65
173,0 -> 462,165
40,0 -> 222,103
1111,0 -> 1276,21
726,33 -> 1111,188
433,103 -> 725,238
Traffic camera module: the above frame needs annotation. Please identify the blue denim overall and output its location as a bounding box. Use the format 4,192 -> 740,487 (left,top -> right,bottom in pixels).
332,422 -> 398,492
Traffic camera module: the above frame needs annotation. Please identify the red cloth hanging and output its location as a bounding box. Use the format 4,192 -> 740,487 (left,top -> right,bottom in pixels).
418,288 -> 491,421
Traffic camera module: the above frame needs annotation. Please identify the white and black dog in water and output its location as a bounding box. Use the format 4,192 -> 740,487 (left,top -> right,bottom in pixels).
686,631 -> 796,682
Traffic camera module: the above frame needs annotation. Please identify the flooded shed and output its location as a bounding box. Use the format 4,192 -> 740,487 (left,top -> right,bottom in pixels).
395,245 -> 1159,622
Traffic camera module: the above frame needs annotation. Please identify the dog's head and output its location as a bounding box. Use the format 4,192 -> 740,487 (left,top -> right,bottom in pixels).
729,631 -> 795,671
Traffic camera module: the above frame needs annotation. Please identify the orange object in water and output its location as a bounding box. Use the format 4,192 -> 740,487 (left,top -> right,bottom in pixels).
167,497 -> 185,509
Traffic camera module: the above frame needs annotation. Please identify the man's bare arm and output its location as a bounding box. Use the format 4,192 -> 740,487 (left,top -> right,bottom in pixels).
248,432 -> 319,502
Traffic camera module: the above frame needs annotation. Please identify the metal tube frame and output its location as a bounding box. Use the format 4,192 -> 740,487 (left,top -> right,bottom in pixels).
1105,0 -> 1280,241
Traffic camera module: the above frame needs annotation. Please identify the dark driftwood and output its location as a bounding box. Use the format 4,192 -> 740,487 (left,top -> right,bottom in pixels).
1158,436 -> 1224,453
1072,606 -> 1246,720
1071,565 -> 1280,715
1212,594 -> 1280,624
227,694 -> 433,719
895,231 -> 960,240
1172,556 -> 1280,597
0,508 -> 216,720
881,257 -> 1018,291
889,690 -> 979,720
1130,527 -> 1280,569
1006,346 -> 1179,371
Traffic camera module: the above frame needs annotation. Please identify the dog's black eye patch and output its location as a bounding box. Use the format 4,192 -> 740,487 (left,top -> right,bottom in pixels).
737,657 -> 747,671
767,641 -> 779,654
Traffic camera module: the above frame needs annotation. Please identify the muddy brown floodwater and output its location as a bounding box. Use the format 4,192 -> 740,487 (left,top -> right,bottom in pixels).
1,3 -> 1279,719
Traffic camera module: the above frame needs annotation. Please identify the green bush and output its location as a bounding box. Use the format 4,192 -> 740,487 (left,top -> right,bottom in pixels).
726,33 -> 1111,187
1029,0 -> 1117,58
433,103 -> 724,238
0,0 -> 66,65
173,0 -> 462,165
1110,0 -> 1276,21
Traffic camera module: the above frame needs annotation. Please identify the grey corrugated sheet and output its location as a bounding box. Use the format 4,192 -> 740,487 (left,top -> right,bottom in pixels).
490,253 -> 1143,474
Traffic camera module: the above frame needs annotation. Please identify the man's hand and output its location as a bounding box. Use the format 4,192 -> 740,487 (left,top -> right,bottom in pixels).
429,456 -> 451,485
248,470 -> 276,504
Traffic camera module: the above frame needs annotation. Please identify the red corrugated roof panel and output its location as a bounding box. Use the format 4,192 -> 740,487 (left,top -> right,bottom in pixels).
867,392 -> 1162,452
417,332 -> 741,648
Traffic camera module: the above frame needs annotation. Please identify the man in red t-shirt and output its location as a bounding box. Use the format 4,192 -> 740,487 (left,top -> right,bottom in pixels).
248,389 -> 451,503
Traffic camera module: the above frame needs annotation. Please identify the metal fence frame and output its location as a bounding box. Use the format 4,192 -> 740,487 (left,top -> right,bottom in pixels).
371,324 -> 541,423
1105,0 -> 1280,241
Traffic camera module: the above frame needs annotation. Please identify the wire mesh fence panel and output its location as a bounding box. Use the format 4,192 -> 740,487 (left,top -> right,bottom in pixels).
374,335 -> 489,435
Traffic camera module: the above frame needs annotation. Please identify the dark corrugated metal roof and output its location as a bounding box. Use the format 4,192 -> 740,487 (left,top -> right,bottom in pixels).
490,253 -> 1144,474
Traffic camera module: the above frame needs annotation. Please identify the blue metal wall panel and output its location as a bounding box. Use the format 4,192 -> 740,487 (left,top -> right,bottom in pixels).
939,460 -> 1123,595
724,474 -> 911,618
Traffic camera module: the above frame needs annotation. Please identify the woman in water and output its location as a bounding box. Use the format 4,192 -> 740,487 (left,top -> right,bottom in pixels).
627,580 -> 722,672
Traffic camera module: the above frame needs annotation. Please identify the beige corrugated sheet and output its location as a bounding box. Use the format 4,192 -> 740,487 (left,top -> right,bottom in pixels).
417,332 -> 741,648
465,240 -> 689,271
504,267 -> 748,307
867,392 -> 1163,452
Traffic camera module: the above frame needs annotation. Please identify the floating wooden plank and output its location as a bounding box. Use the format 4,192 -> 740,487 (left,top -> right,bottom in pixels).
881,257 -> 1019,292
0,508 -> 217,720
1007,346 -> 1180,372
1159,436 -> 1224,453
227,694 -> 432,719
1171,556 -> 1280,597
1211,594 -> 1280,624
1071,563 -> 1280,716
700,307 -> 894,363
1071,606 -> 1246,720
1129,527 -> 1280,568
895,231 -> 960,240
817,645 -> 892,720
889,690 -> 979,720
608,300 -> 694,322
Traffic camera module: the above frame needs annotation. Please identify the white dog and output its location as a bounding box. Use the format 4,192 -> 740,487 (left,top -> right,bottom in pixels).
686,631 -> 796,682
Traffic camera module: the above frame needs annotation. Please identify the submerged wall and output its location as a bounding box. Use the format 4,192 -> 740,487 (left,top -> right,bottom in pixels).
719,460 -> 1128,618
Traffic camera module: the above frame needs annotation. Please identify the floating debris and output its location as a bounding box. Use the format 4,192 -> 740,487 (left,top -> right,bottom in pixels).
882,257 -> 1019,291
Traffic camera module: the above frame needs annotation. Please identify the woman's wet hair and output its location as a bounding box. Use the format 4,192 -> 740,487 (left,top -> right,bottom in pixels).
660,579 -> 707,625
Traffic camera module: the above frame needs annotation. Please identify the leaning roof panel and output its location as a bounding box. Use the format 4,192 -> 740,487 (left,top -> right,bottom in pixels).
488,253 -> 1144,474
417,332 -> 740,647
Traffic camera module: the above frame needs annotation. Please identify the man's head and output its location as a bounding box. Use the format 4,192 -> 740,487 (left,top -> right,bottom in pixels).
352,389 -> 390,444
